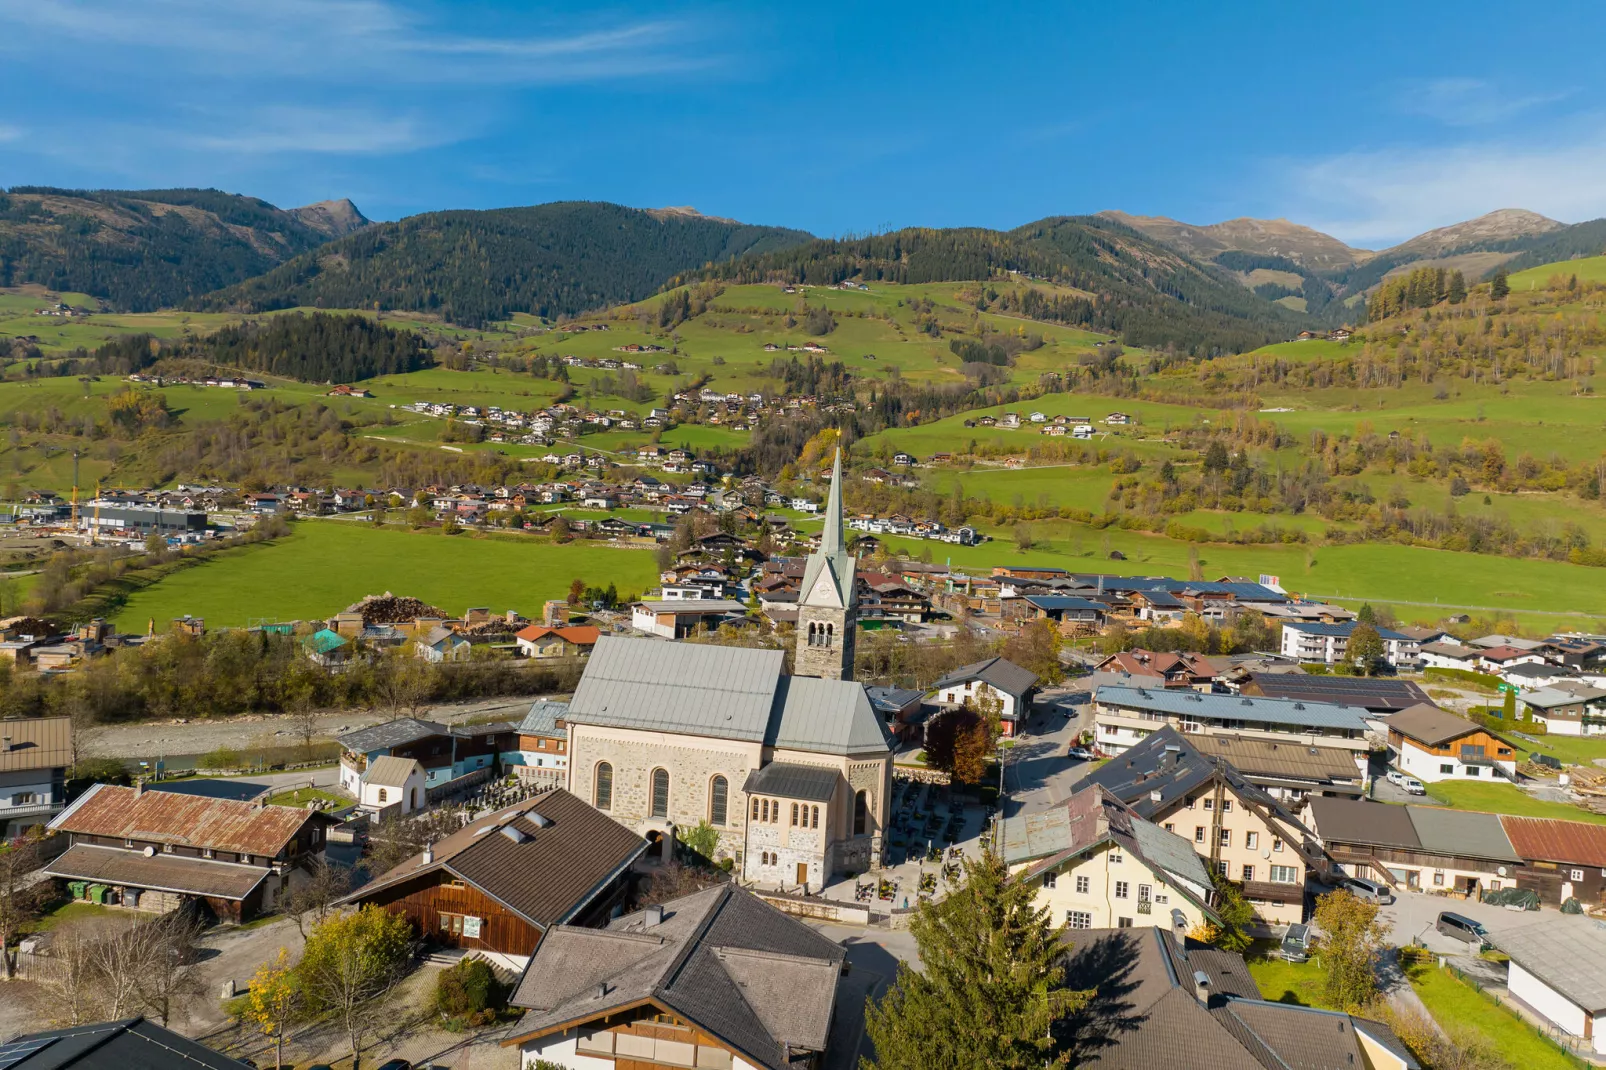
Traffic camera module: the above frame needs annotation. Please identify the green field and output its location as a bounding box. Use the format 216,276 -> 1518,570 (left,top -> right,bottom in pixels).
1422,781 -> 1606,825
109,520 -> 660,630
1508,254 -> 1606,290
1244,950 -> 1335,1009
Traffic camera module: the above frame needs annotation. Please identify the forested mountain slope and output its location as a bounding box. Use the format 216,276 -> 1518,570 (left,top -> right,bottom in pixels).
680,215 -> 1307,356
194,202 -> 813,327
0,187 -> 362,310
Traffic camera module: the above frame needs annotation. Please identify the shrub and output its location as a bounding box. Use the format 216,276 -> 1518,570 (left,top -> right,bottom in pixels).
433,957 -> 504,1026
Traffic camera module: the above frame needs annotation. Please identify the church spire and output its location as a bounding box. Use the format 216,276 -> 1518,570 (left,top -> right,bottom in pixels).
821,447 -> 844,556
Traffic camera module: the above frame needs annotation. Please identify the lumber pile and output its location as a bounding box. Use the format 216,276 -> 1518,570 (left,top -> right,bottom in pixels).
347,593 -> 444,625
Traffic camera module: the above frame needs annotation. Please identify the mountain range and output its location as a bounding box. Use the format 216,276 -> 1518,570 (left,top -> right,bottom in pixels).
3,185 -> 1605,350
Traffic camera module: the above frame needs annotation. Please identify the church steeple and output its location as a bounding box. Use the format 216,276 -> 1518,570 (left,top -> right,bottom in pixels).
794,447 -> 857,680
821,447 -> 845,557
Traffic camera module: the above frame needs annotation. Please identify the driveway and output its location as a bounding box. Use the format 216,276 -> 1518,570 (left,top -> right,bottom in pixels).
1378,888 -> 1539,955
1002,688 -> 1099,817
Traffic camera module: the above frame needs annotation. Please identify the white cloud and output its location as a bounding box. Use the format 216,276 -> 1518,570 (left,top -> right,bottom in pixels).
1399,77 -> 1573,127
184,107 -> 441,155
1287,123 -> 1606,246
0,0 -> 709,85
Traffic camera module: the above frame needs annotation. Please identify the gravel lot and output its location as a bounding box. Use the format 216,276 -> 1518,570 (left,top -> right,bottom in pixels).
79,695 -> 555,760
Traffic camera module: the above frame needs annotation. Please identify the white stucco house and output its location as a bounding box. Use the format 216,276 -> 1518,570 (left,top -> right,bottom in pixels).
1497,920 -> 1606,1055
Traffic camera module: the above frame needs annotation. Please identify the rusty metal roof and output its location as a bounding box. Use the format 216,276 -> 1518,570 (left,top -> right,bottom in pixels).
0,716 -> 72,772
49,783 -> 324,856
1500,815 -> 1606,869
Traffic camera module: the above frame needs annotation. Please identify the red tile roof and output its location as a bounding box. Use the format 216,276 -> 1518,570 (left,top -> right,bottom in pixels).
51,783 -> 322,856
1500,815 -> 1606,868
515,625 -> 601,646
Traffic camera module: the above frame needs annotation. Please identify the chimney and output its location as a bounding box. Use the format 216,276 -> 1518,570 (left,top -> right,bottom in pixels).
133,778 -> 145,797
1,735 -> 10,753
422,845 -> 433,864
1192,969 -> 1211,1004
643,904 -> 664,927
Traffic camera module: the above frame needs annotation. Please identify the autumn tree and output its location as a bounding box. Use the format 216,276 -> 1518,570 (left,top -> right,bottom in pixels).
297,905 -> 414,1068
864,849 -> 1089,1069
1347,624 -> 1385,676
0,836 -> 47,978
284,857 -> 352,938
1313,889 -> 1388,1010
247,948 -> 304,1070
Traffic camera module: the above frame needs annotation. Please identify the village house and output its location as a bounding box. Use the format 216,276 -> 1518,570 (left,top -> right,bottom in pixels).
352,755 -> 427,821
1078,727 -> 1337,926
1495,921 -> 1606,1057
1001,785 -> 1221,933
336,789 -> 644,972
501,700 -> 569,785
1385,703 -> 1518,783
338,717 -> 510,792
43,783 -> 334,923
1057,926 -> 1418,1070
1520,683 -> 1606,734
415,625 -> 472,663
1094,649 -> 1218,691
0,715 -> 71,838
1280,620 -> 1420,669
501,884 -> 847,1070
1093,685 -> 1373,758
629,599 -> 750,638
514,623 -> 601,658
1237,673 -> 1432,715
930,657 -> 1039,738
1500,815 -> 1606,908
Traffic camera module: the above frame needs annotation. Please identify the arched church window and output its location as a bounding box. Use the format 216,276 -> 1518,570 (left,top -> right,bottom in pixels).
710,776 -> 728,826
594,762 -> 613,810
650,768 -> 670,818
854,790 -> 869,835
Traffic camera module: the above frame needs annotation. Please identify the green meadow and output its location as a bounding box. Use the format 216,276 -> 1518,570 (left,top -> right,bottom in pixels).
1508,254 -> 1606,290
109,520 -> 660,630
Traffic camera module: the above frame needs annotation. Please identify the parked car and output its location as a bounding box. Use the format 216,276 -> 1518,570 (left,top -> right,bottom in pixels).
1068,746 -> 1095,761
1385,769 -> 1405,786
1436,911 -> 1490,948
1279,922 -> 1312,962
1400,776 -> 1426,795
1336,876 -> 1394,904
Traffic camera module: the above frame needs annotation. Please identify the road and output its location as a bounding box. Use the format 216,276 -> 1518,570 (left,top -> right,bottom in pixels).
1001,684 -> 1100,817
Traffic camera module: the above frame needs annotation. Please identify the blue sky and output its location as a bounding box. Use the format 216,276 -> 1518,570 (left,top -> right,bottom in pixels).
2,1 -> 1604,248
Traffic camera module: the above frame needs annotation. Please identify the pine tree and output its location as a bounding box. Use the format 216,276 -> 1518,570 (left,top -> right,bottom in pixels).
863,850 -> 1090,1070
1447,269 -> 1467,305
1490,268 -> 1510,301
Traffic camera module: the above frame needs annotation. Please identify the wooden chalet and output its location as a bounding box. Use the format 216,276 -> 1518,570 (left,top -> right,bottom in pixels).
336,788 -> 644,966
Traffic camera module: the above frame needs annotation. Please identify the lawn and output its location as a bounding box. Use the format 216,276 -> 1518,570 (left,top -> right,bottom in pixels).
22,900 -> 131,934
1512,734 -> 1606,769
109,520 -> 660,629
1244,949 -> 1337,1009
267,786 -> 351,808
1409,962 -> 1581,1070
1508,254 -> 1606,290
1422,780 -> 1606,825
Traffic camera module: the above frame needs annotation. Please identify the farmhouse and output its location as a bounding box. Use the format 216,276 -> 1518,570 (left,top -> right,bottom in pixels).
930,657 -> 1039,738
515,623 -> 601,658
337,788 -> 644,971
43,783 -> 334,923
1306,796 -> 1522,897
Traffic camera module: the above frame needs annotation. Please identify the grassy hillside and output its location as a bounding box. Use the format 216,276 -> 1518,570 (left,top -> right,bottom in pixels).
194,202 -> 813,327
1508,254 -> 1606,290
0,187 -> 356,311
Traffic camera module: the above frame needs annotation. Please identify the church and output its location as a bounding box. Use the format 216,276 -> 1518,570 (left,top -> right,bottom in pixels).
561,451 -> 893,889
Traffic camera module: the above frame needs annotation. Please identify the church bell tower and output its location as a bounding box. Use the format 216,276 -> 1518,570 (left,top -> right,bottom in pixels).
794,448 -> 857,680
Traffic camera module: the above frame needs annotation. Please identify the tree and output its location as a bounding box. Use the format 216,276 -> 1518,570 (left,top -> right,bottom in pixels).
1447,269 -> 1467,305
1356,603 -> 1377,625
248,948 -> 304,1070
567,577 -> 586,605
1202,871 -> 1254,952
297,906 -> 414,1068
679,819 -> 721,865
1202,440 -> 1230,473
1490,268 -> 1510,301
1312,889 -> 1387,1010
864,849 -> 1090,1070
0,836 -> 47,978
550,515 -> 572,543
1013,523 -> 1034,552
284,857 -> 352,938
144,532 -> 166,555
1347,624 -> 1385,676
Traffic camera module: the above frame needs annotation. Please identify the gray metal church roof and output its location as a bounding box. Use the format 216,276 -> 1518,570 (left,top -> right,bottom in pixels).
566,636 -> 891,756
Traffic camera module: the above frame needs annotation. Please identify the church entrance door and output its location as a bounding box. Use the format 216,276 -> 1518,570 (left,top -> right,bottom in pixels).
796,862 -> 808,888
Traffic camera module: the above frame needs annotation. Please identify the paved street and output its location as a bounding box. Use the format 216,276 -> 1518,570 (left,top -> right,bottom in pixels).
1379,887 -> 1546,954
1002,684 -> 1100,817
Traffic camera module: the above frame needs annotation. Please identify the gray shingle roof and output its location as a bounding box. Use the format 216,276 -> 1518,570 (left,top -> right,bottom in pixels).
508,884 -> 846,1070
1404,805 -> 1521,863
932,656 -> 1039,698
742,763 -> 840,802
2,1018 -> 257,1069
517,700 -> 569,736
1308,797 -> 1421,849
1386,703 -> 1512,747
567,637 -> 891,756
1495,920 -> 1606,1013
337,716 -> 448,752
1096,685 -> 1372,733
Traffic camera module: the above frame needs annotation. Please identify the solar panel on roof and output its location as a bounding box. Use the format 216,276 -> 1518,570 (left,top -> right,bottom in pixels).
0,1037 -> 56,1068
